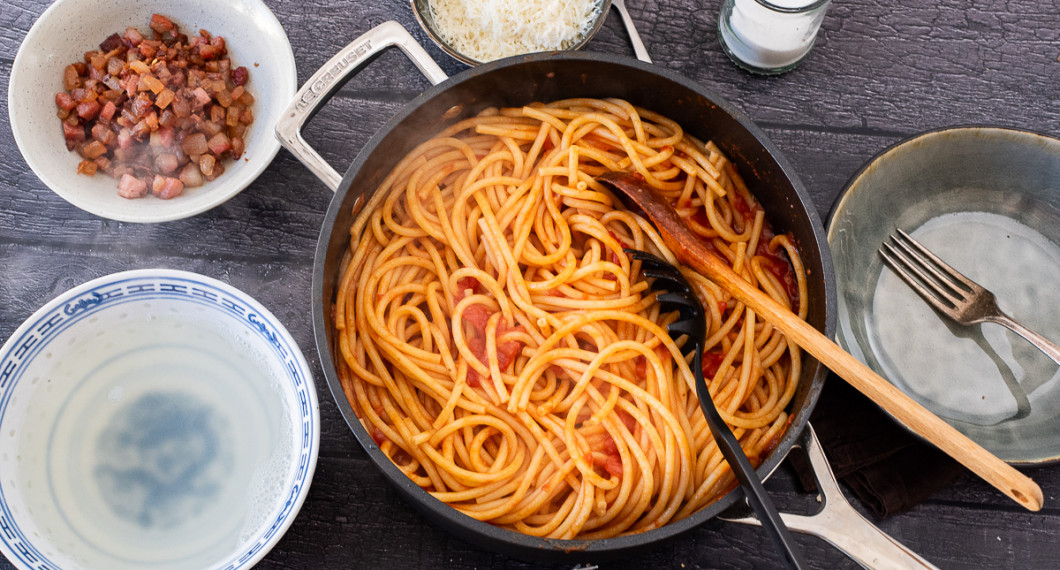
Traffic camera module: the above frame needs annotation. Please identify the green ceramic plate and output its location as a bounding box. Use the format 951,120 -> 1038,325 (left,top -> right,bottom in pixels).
827,126 -> 1060,465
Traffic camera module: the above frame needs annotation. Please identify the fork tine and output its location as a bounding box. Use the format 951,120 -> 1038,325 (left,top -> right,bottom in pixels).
880,242 -> 961,310
887,235 -> 967,303
893,229 -> 977,293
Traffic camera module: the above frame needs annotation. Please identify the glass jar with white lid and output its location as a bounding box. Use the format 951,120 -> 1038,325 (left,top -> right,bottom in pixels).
718,0 -> 832,74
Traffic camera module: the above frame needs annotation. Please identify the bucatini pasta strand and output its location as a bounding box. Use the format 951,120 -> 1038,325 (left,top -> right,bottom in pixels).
333,98 -> 806,539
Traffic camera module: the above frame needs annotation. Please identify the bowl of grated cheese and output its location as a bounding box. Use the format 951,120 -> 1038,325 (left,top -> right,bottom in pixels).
411,0 -> 612,65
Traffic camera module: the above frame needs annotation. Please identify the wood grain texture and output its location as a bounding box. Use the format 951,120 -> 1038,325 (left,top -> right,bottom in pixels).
1,0 -> 1059,567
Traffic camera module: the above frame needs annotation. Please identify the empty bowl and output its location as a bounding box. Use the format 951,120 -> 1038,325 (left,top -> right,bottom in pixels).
0,269 -> 319,569
827,126 -> 1060,464
8,0 -> 297,223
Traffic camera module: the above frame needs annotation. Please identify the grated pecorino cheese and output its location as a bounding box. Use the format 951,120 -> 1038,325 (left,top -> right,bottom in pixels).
427,0 -> 602,63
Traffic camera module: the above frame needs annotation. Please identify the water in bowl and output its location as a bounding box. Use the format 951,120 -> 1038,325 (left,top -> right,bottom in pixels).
11,309 -> 293,569
871,209 -> 1060,436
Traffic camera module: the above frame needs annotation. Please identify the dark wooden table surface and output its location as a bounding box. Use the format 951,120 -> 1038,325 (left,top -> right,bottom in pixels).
2,0 -> 1059,568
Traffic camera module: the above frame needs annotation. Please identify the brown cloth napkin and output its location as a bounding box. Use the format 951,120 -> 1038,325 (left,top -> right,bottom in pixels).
794,376 -> 968,518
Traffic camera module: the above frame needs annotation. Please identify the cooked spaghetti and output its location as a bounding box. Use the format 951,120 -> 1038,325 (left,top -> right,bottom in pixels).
333,98 -> 808,539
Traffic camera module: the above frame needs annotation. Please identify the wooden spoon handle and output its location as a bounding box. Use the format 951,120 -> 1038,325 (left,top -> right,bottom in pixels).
599,172 -> 1044,512
698,248 -> 1042,511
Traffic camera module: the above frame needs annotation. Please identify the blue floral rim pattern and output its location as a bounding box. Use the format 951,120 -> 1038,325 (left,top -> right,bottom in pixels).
0,270 -> 318,570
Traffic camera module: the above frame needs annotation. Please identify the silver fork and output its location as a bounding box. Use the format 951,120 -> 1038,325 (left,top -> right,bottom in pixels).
879,228 -> 1060,365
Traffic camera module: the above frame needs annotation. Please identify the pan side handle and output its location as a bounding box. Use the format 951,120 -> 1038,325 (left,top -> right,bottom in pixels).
720,425 -> 939,569
275,21 -> 448,192
611,0 -> 652,63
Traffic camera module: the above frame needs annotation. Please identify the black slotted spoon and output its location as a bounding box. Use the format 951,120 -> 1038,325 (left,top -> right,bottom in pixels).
627,248 -> 806,570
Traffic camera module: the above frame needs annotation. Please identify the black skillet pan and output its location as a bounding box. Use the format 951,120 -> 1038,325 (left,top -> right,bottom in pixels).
275,20 -> 835,562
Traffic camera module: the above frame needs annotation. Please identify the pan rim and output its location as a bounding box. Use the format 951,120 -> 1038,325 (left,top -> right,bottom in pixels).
311,50 -> 836,560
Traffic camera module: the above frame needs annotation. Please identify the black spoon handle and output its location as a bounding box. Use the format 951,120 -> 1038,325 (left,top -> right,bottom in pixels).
692,349 -> 806,570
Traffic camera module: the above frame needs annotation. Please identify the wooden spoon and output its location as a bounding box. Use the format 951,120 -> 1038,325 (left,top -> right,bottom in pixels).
597,170 -> 1043,512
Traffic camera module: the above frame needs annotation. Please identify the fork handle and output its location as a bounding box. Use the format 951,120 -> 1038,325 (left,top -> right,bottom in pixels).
989,314 -> 1060,365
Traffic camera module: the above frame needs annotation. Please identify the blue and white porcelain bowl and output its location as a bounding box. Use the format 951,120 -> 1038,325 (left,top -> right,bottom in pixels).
0,270 -> 319,569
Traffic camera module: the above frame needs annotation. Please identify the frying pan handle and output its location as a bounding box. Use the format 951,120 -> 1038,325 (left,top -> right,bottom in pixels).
722,425 -> 939,569
611,0 -> 652,63
275,21 -> 448,192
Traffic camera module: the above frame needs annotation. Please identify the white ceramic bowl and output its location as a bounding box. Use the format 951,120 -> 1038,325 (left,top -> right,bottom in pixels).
0,269 -> 319,569
9,0 -> 297,223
